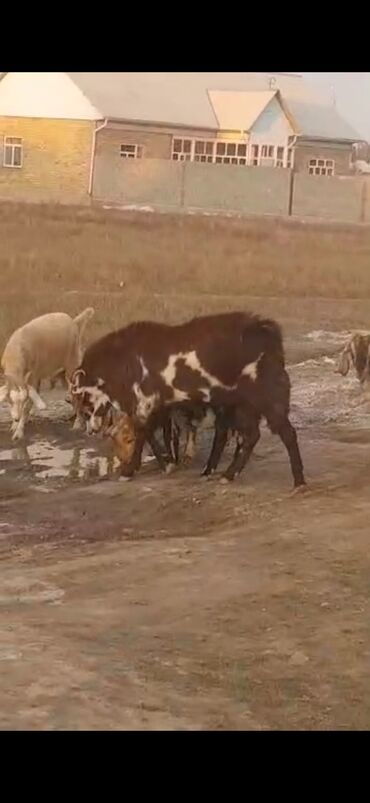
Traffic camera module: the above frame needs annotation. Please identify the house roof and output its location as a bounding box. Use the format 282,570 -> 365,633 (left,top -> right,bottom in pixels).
0,72 -> 360,141
208,90 -> 279,131
68,73 -> 360,141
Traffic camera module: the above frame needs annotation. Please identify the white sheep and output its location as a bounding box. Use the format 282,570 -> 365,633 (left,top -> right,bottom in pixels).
0,307 -> 95,440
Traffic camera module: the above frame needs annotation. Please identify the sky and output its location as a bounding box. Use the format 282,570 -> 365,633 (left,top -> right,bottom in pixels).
301,73 -> 370,142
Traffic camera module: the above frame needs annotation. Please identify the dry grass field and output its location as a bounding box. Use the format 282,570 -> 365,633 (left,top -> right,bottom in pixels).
2,201 -> 370,730
1,201 -> 370,352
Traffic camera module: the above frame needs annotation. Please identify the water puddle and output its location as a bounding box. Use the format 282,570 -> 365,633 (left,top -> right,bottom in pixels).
0,439 -> 120,481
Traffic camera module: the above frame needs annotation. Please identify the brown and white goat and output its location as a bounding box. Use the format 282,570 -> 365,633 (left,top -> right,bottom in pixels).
71,312 -> 305,489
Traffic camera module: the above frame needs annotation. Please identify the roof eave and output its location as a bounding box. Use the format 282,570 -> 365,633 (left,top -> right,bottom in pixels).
296,133 -> 359,144
105,116 -> 219,133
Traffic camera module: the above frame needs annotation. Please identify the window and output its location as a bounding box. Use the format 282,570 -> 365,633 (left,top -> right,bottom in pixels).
172,138 -> 192,161
249,143 -> 292,168
261,145 -> 274,159
171,137 -> 248,165
194,140 -> 214,163
276,146 -> 284,168
308,158 -> 334,176
120,143 -> 143,159
215,141 -> 247,165
250,144 -> 259,166
3,136 -> 23,168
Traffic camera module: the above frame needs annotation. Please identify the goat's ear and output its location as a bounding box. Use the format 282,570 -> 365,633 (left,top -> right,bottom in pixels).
0,384 -> 9,403
336,347 -> 351,376
27,385 -> 47,411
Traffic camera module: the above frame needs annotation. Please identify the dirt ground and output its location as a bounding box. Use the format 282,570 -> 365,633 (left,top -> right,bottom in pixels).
1,328 -> 370,730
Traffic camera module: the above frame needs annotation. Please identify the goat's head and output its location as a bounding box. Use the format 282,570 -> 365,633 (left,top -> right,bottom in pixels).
106,412 -> 137,465
336,344 -> 352,377
336,333 -> 370,385
69,370 -> 120,435
0,372 -> 46,423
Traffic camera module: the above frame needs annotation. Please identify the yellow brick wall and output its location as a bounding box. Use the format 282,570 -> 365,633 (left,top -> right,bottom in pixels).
0,117 -> 94,203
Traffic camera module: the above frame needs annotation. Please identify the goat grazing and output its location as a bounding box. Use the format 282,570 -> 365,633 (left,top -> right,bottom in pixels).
108,402 -> 209,475
0,308 -> 94,440
71,312 -> 305,490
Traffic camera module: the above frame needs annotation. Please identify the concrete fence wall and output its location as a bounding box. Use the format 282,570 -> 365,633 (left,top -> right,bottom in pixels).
94,157 -> 370,224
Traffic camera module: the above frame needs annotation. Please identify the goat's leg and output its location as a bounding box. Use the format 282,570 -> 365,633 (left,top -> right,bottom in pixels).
72,413 -> 84,431
147,432 -> 171,473
172,422 -> 180,464
201,425 -> 228,476
162,417 -> 179,464
221,420 -> 260,483
274,416 -> 306,489
201,409 -> 232,476
183,424 -> 197,464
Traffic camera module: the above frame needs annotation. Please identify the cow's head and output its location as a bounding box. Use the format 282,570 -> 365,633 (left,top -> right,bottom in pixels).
0,372 -> 46,424
106,412 -> 137,465
69,369 -> 120,434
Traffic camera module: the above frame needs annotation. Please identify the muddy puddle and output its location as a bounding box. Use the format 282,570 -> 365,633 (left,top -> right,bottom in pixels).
0,439 -> 120,482
1,330 -> 370,485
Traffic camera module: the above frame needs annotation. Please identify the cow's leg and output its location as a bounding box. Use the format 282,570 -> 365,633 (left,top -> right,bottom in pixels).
221,417 -> 260,483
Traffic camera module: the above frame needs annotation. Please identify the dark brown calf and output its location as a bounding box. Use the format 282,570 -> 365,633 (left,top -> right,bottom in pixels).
71,312 -> 305,489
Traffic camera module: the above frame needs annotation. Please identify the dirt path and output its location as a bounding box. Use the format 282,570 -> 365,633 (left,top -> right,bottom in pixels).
1,331 -> 370,730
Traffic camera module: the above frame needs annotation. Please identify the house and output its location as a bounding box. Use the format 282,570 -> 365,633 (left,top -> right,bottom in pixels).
0,72 -> 361,206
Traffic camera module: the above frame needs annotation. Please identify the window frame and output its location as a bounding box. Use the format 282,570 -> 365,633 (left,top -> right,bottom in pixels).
171,137 -> 248,166
308,157 -> 335,177
171,136 -> 293,169
120,143 -> 144,159
3,136 -> 23,169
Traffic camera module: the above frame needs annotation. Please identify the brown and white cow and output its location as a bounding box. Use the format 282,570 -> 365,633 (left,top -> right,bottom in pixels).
70,312 -> 305,489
